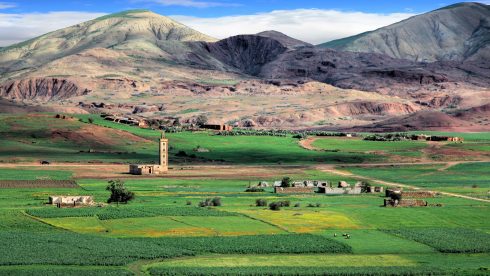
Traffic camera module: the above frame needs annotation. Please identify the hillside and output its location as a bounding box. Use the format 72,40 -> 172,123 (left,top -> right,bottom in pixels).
319,2 -> 490,62
0,7 -> 489,130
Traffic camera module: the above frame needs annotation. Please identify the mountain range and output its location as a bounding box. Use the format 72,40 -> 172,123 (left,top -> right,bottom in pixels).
0,3 -> 489,131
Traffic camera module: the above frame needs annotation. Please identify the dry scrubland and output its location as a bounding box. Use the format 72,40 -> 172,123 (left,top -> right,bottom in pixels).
0,114 -> 489,275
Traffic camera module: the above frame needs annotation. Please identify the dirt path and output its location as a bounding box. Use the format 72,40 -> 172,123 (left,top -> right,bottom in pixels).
298,136 -> 319,150
316,164 -> 490,203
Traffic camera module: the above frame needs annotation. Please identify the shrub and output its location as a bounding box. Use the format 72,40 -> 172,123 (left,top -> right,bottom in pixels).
256,199 -> 267,207
294,203 -> 301,207
269,202 -> 281,211
106,180 -> 135,204
307,203 -> 321,208
199,197 -> 222,207
196,114 -> 208,126
281,177 -> 292,188
245,187 -> 265,192
186,201 -> 192,205
176,150 -> 188,157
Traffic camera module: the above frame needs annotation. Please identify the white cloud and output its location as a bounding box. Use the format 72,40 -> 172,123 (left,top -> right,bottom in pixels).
171,9 -> 416,45
0,11 -> 106,46
0,8 -> 416,47
136,0 -> 240,8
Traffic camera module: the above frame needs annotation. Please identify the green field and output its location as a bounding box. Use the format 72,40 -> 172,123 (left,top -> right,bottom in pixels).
1,113 -> 490,275
345,162 -> 490,198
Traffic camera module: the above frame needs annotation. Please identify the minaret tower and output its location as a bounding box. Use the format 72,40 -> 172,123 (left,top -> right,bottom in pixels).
159,131 -> 168,172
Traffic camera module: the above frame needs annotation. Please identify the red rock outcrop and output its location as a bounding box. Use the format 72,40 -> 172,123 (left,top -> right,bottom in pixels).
0,78 -> 89,101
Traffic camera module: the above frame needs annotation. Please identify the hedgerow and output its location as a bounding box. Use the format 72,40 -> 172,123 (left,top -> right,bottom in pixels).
0,231 -> 193,266
146,234 -> 352,254
26,206 -> 237,220
384,228 -> 490,253
148,266 -> 456,276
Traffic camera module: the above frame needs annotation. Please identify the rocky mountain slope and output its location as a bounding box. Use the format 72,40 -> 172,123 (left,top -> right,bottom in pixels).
319,2 -> 490,62
0,6 -> 489,130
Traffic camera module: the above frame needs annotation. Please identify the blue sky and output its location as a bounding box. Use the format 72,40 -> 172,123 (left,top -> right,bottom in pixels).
1,0 -> 483,16
0,1 -> 488,46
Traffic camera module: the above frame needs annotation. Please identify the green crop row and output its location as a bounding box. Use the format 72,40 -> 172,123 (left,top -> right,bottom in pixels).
26,206 -> 237,220
0,232 -> 349,266
147,266 -> 458,276
384,228 -> 490,253
0,266 -> 134,276
0,231 -> 193,266
146,234 -> 352,254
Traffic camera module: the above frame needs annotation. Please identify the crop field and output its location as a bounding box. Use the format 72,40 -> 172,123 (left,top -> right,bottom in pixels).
0,114 -> 489,275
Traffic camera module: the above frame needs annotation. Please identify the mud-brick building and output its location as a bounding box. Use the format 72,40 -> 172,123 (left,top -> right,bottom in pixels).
384,199 -> 428,207
129,132 -> 168,175
49,195 -> 93,206
202,124 -> 233,131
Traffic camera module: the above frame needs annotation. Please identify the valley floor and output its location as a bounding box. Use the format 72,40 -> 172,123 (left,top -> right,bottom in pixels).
0,114 -> 489,275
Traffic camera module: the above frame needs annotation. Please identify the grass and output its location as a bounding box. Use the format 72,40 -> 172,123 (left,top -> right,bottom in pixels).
0,168 -> 72,180
311,137 -> 426,157
346,162 -> 490,191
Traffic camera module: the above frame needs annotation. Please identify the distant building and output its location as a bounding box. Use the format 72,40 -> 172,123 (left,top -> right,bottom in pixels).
129,132 -> 168,175
49,196 -> 93,206
201,124 -> 233,131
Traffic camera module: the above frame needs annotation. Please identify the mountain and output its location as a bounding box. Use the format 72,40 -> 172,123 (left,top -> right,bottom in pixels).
0,9 -> 216,79
0,8 -> 489,130
319,2 -> 490,62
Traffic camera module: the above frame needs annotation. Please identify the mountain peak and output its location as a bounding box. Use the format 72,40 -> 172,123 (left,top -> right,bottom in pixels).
256,30 -> 311,48
319,2 -> 490,62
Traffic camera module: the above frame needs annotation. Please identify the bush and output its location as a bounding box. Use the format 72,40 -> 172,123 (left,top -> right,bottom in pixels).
294,203 -> 301,207
106,180 -> 134,204
186,201 -> 192,205
199,197 -> 222,207
256,199 -> 267,207
245,187 -> 265,192
196,114 -> 208,126
281,177 -> 292,188
176,150 -> 188,157
307,203 -> 321,208
269,202 -> 281,211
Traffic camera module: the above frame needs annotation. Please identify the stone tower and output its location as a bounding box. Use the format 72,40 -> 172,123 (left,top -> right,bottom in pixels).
159,131 -> 168,172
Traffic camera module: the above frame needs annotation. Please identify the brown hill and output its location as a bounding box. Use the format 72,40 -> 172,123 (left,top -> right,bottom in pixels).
349,111 -> 490,132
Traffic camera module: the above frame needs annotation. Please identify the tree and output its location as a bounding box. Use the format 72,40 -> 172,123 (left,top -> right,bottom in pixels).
173,117 -> 181,126
281,176 -> 292,187
106,179 -> 135,205
196,114 -> 208,127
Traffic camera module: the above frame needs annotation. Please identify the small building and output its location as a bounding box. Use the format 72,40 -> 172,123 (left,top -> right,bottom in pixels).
318,186 -> 361,195
202,124 -> 233,131
338,181 -> 350,188
402,190 -> 436,198
384,198 -> 428,207
274,186 -> 316,194
49,196 -> 94,206
367,186 -> 384,193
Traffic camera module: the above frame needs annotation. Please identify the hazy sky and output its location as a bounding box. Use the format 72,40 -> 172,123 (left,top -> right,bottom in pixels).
0,0 -> 488,46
